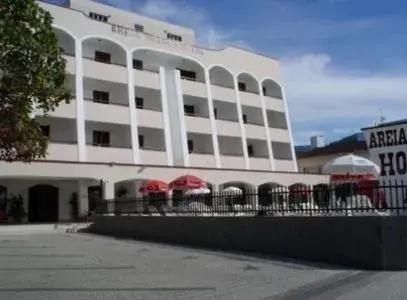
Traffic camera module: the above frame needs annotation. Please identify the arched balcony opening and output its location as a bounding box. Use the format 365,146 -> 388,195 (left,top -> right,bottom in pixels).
82,37 -> 127,67
258,182 -> 287,207
219,181 -> 256,207
262,78 -> 283,99
237,73 -> 259,94
209,66 -> 234,89
54,27 -> 75,56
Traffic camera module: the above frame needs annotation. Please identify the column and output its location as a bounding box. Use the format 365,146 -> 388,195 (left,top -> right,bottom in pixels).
281,87 -> 298,172
77,180 -> 89,216
204,70 -> 221,168
126,51 -> 140,164
103,180 -> 115,214
258,82 -> 275,170
75,39 -> 86,161
233,76 -> 250,169
159,67 -> 174,166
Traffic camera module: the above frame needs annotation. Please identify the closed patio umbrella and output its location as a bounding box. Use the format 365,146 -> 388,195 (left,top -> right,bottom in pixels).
139,180 -> 169,193
169,175 -> 206,190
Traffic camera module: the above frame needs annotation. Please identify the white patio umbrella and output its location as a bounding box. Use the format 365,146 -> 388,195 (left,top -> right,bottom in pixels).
322,154 -> 380,175
221,186 -> 243,195
184,187 -> 211,196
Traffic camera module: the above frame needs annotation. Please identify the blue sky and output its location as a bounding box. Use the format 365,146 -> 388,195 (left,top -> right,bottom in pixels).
50,0 -> 407,145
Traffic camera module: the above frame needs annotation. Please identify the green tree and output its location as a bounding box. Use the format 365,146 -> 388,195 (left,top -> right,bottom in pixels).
0,0 -> 71,162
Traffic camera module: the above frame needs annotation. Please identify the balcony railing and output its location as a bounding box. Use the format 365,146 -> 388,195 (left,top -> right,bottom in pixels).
82,56 -> 127,68
84,97 -> 129,107
139,145 -> 166,152
136,105 -> 162,112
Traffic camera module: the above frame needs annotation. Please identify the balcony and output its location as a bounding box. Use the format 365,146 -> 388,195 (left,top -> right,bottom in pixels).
221,155 -> 246,169
140,148 -> 167,165
269,128 -> 291,143
82,58 -> 127,83
185,115 -> 211,134
239,91 -> 262,108
274,159 -> 296,172
245,123 -> 266,140
216,119 -> 241,137
87,146 -> 133,164
211,85 -> 236,103
264,96 -> 285,112
250,157 -> 271,170
137,108 -> 163,129
134,69 -> 160,90
181,79 -> 207,98
189,153 -> 216,168
49,99 -> 76,119
84,99 -> 130,125
45,142 -> 78,161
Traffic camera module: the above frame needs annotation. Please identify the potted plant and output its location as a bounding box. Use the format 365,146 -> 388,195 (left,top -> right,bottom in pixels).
8,194 -> 26,223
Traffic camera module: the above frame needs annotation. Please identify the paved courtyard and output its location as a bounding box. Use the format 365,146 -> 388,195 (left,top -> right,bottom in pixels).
0,231 -> 405,300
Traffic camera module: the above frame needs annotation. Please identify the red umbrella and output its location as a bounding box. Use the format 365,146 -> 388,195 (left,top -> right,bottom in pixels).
169,175 -> 206,190
139,180 -> 169,193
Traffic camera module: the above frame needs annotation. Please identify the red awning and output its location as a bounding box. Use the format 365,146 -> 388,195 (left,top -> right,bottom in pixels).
139,180 -> 169,193
169,175 -> 206,190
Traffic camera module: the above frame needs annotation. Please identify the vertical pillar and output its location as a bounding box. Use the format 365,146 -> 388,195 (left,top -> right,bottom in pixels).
281,87 -> 298,172
103,180 -> 115,214
174,69 -> 189,167
233,76 -> 250,169
258,81 -> 275,170
159,67 -> 174,166
75,39 -> 86,161
126,51 -> 140,164
204,69 -> 221,168
77,180 -> 89,216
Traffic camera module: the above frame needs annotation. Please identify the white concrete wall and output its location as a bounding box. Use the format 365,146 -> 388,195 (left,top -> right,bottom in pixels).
213,101 -> 238,121
247,139 -> 269,158
188,133 -> 214,154
219,137 -> 243,156
85,122 -> 132,148
138,128 -> 166,150
83,78 -> 128,106
242,106 -> 264,125
135,87 -> 162,110
36,117 -> 77,144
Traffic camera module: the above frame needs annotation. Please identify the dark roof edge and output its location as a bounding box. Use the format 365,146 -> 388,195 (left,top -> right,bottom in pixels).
361,119 -> 407,131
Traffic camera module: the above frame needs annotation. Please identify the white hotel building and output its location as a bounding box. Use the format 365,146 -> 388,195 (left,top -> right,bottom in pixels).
0,0 -> 326,223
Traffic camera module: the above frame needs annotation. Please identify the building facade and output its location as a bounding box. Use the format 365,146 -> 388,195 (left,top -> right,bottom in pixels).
0,0 -> 328,223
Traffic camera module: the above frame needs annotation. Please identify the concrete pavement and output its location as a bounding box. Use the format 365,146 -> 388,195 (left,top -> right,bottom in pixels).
0,231 -> 404,299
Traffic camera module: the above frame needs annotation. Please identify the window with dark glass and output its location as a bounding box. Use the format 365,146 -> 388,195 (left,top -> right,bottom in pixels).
247,145 -> 254,157
41,125 -> 50,137
134,24 -> 144,32
133,59 -> 143,70
242,114 -> 248,124
262,86 -> 267,95
93,131 -> 110,147
238,82 -> 246,91
95,51 -> 111,64
89,12 -> 108,23
138,135 -> 144,148
178,68 -> 196,81
93,91 -> 109,104
213,108 -> 218,119
188,140 -> 194,153
184,105 -> 195,115
167,33 -> 182,42
135,97 -> 144,109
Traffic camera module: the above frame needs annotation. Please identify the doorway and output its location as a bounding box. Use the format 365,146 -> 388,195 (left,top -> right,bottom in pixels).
28,185 -> 59,223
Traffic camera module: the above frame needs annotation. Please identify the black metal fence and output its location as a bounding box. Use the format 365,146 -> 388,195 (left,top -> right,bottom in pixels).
95,181 -> 407,217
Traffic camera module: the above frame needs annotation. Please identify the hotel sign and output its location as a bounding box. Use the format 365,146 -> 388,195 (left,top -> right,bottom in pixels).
364,125 -> 407,177
111,25 -> 205,55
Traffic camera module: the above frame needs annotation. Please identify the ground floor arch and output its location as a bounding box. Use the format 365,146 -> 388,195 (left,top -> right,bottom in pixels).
258,182 -> 286,206
28,185 -> 59,223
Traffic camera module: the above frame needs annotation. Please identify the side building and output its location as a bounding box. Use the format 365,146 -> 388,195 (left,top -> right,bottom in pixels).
0,0 -> 327,223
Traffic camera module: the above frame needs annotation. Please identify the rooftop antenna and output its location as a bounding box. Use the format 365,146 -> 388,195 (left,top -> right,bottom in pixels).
379,108 -> 386,124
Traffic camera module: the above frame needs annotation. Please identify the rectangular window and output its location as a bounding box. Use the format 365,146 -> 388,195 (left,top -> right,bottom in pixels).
95,51 -> 111,64
133,59 -> 143,70
138,135 -> 144,148
247,145 -> 254,157
213,108 -> 218,119
178,69 -> 196,81
93,91 -> 109,104
134,24 -> 144,32
238,82 -> 246,92
41,125 -> 50,138
89,12 -> 108,23
188,140 -> 194,153
242,114 -> 248,124
184,105 -> 195,116
167,33 -> 182,42
93,131 -> 110,147
262,86 -> 267,95
135,97 -> 144,109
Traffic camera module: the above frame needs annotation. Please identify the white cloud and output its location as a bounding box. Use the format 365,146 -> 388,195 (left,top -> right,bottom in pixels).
282,53 -> 407,125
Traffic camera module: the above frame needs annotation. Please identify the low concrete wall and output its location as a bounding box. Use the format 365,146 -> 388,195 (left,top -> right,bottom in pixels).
91,216 -> 407,270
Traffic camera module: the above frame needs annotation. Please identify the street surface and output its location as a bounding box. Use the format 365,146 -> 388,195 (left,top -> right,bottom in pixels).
0,231 -> 404,299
